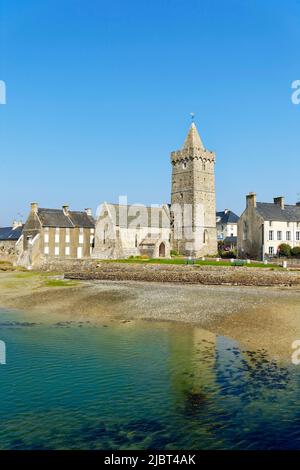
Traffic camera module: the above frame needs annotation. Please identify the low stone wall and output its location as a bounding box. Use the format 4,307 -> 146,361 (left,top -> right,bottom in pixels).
59,261 -> 300,287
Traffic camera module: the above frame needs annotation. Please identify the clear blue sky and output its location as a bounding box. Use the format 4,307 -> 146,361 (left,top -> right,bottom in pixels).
0,0 -> 299,225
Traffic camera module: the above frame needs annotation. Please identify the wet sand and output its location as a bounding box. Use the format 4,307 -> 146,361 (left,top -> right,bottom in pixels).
0,271 -> 300,361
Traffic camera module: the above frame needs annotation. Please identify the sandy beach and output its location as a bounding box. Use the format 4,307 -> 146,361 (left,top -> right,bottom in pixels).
0,270 -> 300,362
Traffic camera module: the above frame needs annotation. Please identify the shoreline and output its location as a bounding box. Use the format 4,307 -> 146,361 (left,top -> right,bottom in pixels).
0,271 -> 300,362
61,261 -> 300,287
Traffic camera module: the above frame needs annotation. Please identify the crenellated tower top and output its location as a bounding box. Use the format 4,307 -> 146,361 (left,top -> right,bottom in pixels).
170,122 -> 215,165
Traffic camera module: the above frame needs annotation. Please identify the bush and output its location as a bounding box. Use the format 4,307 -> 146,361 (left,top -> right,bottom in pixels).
291,246 -> 300,257
170,250 -> 179,256
278,243 -> 292,257
220,250 -> 236,259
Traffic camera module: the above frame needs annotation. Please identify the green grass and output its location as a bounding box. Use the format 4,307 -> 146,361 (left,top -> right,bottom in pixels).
97,258 -> 282,269
44,278 -> 79,287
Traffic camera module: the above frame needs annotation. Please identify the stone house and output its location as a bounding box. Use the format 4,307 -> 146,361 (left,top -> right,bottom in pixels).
18,203 -> 95,267
237,193 -> 300,260
93,202 -> 171,259
0,222 -> 23,261
216,209 -> 239,250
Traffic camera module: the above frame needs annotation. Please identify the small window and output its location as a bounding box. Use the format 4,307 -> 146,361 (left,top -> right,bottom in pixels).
182,162 -> 187,169
44,246 -> 49,255
296,232 -> 300,241
277,231 -> 282,241
65,246 -> 70,256
286,231 -> 291,241
55,246 -> 59,256
269,246 -> 274,256
269,231 -> 274,241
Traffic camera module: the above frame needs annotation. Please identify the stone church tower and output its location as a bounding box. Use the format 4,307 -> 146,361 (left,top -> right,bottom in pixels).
170,122 -> 217,256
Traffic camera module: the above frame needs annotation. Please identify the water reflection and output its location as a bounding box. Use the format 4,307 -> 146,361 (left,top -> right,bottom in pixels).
0,310 -> 299,449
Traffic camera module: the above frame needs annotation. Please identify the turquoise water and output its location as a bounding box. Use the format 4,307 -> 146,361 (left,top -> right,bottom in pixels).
0,308 -> 300,450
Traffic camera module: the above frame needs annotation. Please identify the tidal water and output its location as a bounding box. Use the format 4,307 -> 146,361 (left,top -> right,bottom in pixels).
0,308 -> 300,450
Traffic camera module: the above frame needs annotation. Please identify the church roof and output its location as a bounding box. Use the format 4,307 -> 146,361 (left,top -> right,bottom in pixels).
182,122 -> 204,150
100,204 -> 170,229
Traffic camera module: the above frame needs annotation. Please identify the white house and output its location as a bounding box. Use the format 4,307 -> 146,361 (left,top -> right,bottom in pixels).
237,193 -> 300,259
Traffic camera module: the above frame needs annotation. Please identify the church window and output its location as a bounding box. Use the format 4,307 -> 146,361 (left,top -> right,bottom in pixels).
180,192 -> 183,199
135,234 -> 138,248
202,162 -> 206,171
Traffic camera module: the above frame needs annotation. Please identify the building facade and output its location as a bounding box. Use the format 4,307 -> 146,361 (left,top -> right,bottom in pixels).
216,209 -> 239,250
18,203 -> 95,267
237,193 -> 300,260
0,222 -> 23,261
93,202 -> 171,259
170,122 -> 217,256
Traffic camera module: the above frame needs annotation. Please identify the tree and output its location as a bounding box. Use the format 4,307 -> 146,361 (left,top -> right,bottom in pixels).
278,243 -> 292,257
291,246 -> 300,257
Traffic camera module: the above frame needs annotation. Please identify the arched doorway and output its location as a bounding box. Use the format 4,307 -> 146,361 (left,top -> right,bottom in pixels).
159,242 -> 165,257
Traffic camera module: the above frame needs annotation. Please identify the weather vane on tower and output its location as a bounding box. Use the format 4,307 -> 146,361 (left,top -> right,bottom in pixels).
190,112 -> 195,123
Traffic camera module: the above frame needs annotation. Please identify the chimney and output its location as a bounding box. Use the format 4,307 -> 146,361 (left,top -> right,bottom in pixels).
246,192 -> 257,208
85,208 -> 92,216
274,196 -> 285,210
62,204 -> 69,216
31,202 -> 38,214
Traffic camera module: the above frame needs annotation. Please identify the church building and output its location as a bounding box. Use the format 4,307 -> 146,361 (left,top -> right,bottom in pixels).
93,121 -> 218,259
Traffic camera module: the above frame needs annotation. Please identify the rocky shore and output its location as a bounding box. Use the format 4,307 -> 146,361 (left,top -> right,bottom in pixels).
64,262 -> 300,287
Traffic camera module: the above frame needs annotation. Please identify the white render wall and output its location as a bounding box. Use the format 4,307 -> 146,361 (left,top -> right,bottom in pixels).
217,222 -> 238,240
263,221 -> 300,255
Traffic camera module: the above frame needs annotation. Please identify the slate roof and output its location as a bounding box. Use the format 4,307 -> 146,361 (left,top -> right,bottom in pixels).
256,203 -> 300,222
223,236 -> 237,244
68,211 -> 95,228
216,210 -> 239,224
101,204 -> 170,229
37,208 -> 95,228
0,226 -> 23,241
